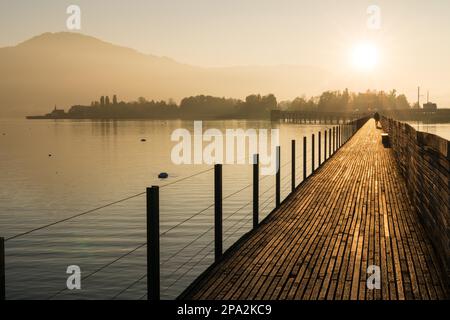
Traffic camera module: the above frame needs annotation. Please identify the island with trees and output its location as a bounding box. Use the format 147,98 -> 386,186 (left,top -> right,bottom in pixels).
26,89 -> 450,122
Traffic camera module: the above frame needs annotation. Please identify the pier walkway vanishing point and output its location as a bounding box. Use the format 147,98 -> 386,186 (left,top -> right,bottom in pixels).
181,119 -> 448,300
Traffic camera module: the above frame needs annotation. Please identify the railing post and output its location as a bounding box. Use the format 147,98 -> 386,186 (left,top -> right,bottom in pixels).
337,126 -> 340,147
336,126 -> 338,150
328,128 -> 332,156
147,186 -> 160,301
1,237 -> 5,301
333,127 -> 336,153
318,131 -> 321,166
324,130 -> 327,160
214,164 -> 223,262
344,124 -> 346,142
291,140 -> 295,193
337,126 -> 339,151
253,154 -> 259,229
276,146 -> 281,207
311,134 -> 315,172
303,137 -> 307,181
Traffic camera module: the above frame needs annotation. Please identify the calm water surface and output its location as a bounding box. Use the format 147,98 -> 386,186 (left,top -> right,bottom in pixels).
407,122 -> 450,140
0,119 -> 335,299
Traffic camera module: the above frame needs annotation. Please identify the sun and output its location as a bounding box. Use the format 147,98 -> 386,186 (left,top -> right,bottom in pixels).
350,42 -> 379,71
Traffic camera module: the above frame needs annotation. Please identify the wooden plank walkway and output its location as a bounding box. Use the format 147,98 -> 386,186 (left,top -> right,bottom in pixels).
181,119 -> 448,300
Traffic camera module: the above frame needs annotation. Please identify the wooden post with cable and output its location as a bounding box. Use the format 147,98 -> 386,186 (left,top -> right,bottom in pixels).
291,140 -> 296,193
311,134 -> 315,172
253,154 -> 259,229
147,186 -> 160,300
214,164 -> 223,262
303,137 -> 307,180
0,237 -> 5,300
276,146 -> 281,208
318,131 -> 321,166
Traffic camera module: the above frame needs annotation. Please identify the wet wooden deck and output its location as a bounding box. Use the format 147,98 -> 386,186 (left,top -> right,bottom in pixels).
181,120 -> 448,300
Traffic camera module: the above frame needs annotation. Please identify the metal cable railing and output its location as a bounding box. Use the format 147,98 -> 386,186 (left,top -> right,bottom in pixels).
4,192 -> 146,242
5,167 -> 215,243
3,167 -> 216,300
47,241 -> 147,300
160,205 -> 255,297
111,273 -> 147,300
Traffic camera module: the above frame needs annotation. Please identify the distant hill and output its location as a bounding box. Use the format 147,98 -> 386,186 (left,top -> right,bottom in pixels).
0,32 -> 332,117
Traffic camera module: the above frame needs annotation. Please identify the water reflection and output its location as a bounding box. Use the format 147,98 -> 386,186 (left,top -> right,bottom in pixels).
407,121 -> 450,140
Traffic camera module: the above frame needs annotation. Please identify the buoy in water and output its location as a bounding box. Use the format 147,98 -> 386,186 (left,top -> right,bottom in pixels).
158,172 -> 169,179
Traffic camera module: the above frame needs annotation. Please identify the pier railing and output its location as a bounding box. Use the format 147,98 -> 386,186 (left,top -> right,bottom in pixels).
0,116 -> 370,300
381,116 -> 449,282
271,110 -> 368,123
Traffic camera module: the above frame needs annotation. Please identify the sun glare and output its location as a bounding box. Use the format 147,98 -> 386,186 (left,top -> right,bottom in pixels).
350,42 -> 379,71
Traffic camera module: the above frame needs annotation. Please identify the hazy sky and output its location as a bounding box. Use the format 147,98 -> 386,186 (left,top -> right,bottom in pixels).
1,0 -> 450,105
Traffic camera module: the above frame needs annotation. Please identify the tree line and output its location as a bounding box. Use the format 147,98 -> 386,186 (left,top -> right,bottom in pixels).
279,89 -> 411,113
66,89 -> 413,119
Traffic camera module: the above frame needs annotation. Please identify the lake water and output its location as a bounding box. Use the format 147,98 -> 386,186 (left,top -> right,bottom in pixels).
0,119 -> 337,300
406,122 -> 450,140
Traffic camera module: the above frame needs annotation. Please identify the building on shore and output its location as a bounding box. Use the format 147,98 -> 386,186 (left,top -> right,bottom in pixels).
45,105 -> 66,118
423,102 -> 437,112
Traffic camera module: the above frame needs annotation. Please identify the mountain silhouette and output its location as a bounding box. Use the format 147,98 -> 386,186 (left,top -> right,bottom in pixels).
0,32 -> 332,116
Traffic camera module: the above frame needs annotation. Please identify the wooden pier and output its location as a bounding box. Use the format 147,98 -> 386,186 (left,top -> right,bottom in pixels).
271,110 -> 367,124
180,119 -> 448,300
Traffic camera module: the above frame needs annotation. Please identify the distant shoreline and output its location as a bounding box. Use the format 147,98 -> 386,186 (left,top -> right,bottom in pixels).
25,115 -> 270,121
26,109 -> 450,123
25,91 -> 450,123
